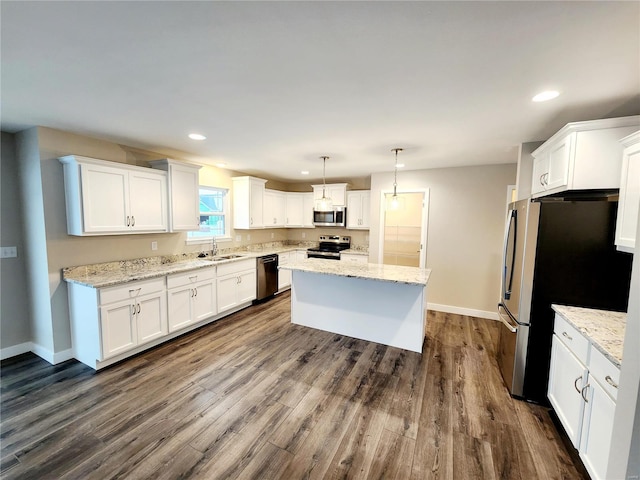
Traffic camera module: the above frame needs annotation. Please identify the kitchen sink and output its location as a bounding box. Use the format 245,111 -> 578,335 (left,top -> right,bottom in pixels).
209,254 -> 244,261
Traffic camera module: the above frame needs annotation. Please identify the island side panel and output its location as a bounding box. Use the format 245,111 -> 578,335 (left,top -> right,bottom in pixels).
290,270 -> 425,353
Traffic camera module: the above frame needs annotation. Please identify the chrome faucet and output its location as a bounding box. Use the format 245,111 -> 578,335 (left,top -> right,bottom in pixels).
211,237 -> 218,257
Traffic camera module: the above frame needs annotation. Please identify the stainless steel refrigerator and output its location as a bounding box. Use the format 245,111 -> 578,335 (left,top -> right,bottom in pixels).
497,193 -> 633,403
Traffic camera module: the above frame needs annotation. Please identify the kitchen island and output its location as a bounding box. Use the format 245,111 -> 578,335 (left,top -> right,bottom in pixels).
279,259 -> 431,353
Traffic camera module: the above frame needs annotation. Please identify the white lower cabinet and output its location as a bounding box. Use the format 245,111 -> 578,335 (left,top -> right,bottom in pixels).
98,278 -> 168,359
548,312 -> 621,480
278,252 -> 291,290
167,267 -> 217,332
216,258 -> 257,313
548,337 -> 588,447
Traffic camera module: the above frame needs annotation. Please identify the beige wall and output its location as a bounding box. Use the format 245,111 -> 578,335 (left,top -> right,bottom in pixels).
1,132 -> 31,352
370,164 -> 517,317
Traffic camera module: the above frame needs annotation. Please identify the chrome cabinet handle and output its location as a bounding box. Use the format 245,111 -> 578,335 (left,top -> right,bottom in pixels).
581,384 -> 590,403
131,216 -> 135,227
562,331 -> 573,341
605,375 -> 618,389
126,215 -> 131,226
189,275 -> 198,282
194,287 -> 198,297
574,375 -> 583,393
129,287 -> 142,297
190,289 -> 194,297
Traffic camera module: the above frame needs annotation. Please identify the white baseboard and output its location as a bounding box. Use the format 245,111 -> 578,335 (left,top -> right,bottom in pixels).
27,343 -> 74,365
427,303 -> 498,321
0,342 -> 32,360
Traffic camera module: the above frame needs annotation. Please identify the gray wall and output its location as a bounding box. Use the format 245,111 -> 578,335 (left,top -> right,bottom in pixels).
1,132 -> 31,352
370,164 -> 517,317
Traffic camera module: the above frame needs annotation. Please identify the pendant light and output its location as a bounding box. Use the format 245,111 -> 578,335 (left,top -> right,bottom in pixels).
315,156 -> 334,211
389,148 -> 403,210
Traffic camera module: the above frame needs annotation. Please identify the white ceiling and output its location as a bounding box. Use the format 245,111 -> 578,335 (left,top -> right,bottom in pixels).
2,1 -> 639,182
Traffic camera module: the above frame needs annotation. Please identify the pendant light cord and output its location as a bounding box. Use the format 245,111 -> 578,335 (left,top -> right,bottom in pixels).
392,148 -> 403,197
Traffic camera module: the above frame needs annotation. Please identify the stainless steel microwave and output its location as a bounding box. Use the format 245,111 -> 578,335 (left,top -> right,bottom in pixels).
313,207 -> 347,227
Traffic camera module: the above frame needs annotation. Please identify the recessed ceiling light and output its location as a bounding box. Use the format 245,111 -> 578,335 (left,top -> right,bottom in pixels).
301,170 -> 310,175
395,163 -> 405,168
532,90 -> 560,102
188,133 -> 206,140
216,163 -> 227,168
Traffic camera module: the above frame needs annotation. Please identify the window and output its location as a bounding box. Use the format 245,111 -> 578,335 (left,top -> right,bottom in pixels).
187,186 -> 230,243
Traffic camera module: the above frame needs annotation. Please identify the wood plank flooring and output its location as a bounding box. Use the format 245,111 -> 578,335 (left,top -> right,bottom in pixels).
1,291 -> 588,479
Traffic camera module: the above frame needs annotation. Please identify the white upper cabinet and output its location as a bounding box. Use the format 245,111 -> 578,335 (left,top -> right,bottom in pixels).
264,189 -> 286,227
232,176 -> 266,229
150,159 -> 201,232
346,191 -> 371,229
531,116 -> 639,198
59,155 -> 168,235
615,131 -> 640,253
312,183 -> 348,206
285,192 -> 314,228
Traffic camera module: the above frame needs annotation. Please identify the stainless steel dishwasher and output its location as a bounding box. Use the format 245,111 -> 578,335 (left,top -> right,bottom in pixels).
256,254 -> 278,301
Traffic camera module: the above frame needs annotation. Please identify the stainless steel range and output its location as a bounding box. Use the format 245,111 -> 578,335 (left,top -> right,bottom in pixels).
307,235 -> 351,260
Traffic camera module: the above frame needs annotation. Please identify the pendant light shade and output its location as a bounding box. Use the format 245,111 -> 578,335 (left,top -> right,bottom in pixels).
315,156 -> 334,212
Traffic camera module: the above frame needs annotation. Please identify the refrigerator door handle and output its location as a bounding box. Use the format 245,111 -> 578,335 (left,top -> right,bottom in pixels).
502,209 -> 517,300
498,302 -> 530,327
498,308 -> 517,333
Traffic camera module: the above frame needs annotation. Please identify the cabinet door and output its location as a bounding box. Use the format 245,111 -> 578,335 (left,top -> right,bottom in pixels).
615,138 -> 640,252
167,286 -> 193,332
286,193 -> 304,227
136,293 -> 167,345
273,192 -> 286,226
217,275 -> 239,313
546,135 -> 572,191
346,192 -> 362,229
579,376 -> 616,480
302,193 -> 315,227
278,253 -> 291,289
548,336 -> 588,447
250,180 -> 264,227
237,270 -> 257,304
81,163 -> 129,233
193,279 -> 217,322
128,170 -> 168,232
170,164 -> 200,231
360,191 -> 371,228
531,156 -> 548,194
100,301 -> 136,359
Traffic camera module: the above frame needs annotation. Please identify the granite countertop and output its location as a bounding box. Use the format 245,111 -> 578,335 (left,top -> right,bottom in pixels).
63,245 -> 312,289
280,258 -> 431,286
341,249 -> 368,256
552,304 -> 626,367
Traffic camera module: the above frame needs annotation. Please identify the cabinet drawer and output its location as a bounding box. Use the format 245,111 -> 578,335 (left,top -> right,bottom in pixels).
99,277 -> 165,305
167,267 -> 216,289
216,258 -> 256,277
553,313 -> 589,364
588,346 -> 620,400
278,252 -> 290,264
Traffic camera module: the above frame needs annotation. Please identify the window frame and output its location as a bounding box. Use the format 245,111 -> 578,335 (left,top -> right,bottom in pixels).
186,186 -> 231,245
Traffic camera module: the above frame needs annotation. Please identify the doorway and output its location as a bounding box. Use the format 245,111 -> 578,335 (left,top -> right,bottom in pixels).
380,191 -> 428,268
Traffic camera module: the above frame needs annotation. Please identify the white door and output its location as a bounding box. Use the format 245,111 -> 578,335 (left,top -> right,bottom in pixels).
136,293 -> 167,344
381,191 -> 427,268
579,377 -> 616,480
167,287 -> 192,332
547,337 -> 587,448
128,171 -> 168,232
217,275 -> 239,313
286,193 -> 304,227
546,134 -> 572,191
249,180 -> 264,227
170,165 -> 200,231
237,270 -> 257,304
302,193 -> 315,227
81,163 -> 129,233
193,279 -> 217,322
100,301 -> 136,358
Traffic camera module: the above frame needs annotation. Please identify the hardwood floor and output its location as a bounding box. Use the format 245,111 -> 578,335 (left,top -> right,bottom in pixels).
1,291 -> 588,479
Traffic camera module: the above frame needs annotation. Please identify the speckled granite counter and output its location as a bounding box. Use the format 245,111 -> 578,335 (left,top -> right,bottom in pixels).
63,245 -> 310,288
552,304 -> 626,367
280,258 -> 431,286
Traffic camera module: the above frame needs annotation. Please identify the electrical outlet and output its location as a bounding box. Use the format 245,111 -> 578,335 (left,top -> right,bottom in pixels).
301,232 -> 306,239
235,235 -> 241,242
271,232 -> 274,239
1,246 -> 17,258
247,234 -> 251,241
151,241 -> 158,251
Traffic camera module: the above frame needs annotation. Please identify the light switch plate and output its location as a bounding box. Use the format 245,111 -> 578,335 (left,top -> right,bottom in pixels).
1,246 -> 17,258
151,241 -> 158,251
